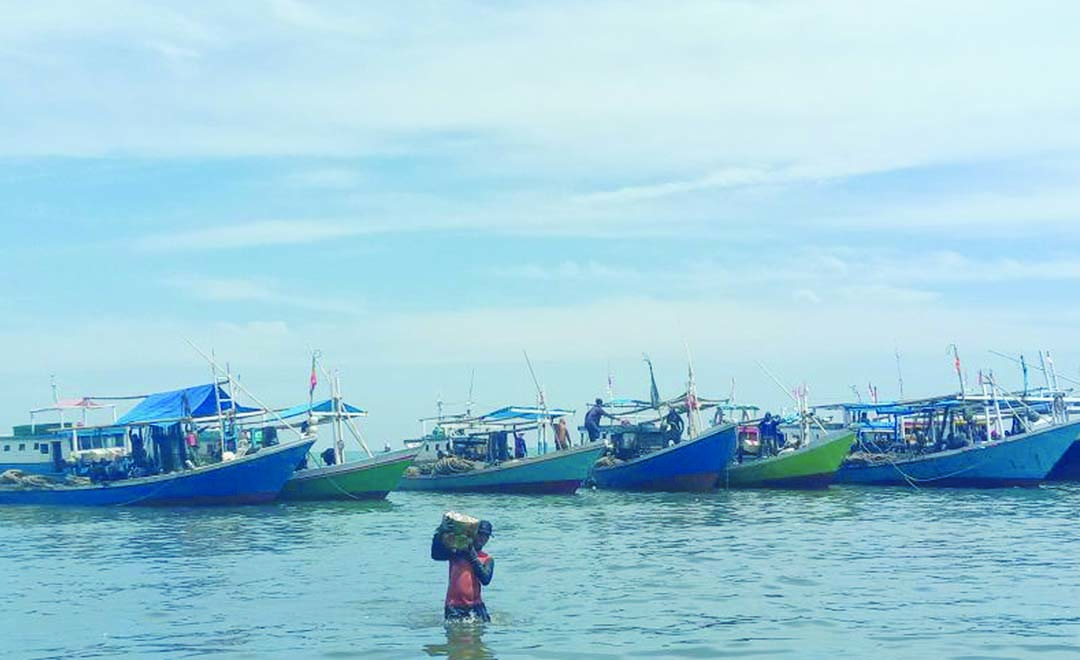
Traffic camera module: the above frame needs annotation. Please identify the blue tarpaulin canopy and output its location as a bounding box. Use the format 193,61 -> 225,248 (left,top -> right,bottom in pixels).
480,406 -> 575,423
116,384 -> 257,425
274,399 -> 367,420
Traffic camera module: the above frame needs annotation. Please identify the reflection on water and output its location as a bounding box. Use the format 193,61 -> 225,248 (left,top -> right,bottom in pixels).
422,622 -> 495,660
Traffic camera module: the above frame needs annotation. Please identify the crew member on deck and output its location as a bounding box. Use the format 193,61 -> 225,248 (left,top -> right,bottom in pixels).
585,399 -> 617,442
432,520 -> 495,622
552,417 -> 571,450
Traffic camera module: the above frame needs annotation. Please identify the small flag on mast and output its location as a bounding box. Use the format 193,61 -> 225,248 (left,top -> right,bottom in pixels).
309,355 -> 318,395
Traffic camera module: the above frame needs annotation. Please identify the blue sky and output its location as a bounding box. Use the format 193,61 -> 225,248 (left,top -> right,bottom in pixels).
2,1 -> 1080,446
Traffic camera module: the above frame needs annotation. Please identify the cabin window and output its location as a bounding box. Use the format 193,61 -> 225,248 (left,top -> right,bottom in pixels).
2,445 -> 9,452
114,438 -> 125,448
40,444 -> 50,455
18,444 -> 25,451
33,443 -> 39,450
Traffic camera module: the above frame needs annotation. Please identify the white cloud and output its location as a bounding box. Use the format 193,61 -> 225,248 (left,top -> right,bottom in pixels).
4,0 -> 1080,181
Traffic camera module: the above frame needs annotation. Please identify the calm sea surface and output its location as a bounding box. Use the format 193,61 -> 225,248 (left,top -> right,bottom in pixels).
2,485 -> 1079,659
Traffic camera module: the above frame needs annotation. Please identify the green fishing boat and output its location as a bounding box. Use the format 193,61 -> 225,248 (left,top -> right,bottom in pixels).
721,429 -> 856,489
279,449 -> 417,501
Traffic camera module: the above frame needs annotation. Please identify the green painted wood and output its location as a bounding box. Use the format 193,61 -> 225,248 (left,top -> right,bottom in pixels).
724,431 -> 856,489
279,451 -> 416,501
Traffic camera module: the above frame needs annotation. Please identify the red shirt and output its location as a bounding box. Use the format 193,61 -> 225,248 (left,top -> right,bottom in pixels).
445,551 -> 490,607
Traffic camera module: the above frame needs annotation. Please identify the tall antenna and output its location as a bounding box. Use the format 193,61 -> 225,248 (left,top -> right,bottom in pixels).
466,369 -> 475,417
894,347 -> 905,399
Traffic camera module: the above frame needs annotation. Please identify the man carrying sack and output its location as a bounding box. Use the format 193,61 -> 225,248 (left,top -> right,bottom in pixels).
431,514 -> 495,622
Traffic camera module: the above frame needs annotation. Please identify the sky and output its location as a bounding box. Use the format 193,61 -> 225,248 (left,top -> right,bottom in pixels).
2,0 -> 1080,447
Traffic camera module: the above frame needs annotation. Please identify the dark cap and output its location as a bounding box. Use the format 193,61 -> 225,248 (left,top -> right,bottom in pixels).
595,398 -> 603,405
477,520 -> 493,536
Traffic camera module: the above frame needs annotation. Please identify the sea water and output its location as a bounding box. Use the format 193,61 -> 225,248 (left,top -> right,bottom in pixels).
2,485 -> 1079,659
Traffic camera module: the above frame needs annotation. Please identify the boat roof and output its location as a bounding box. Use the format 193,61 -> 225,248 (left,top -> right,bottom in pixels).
274,399 -> 367,420
480,406 -> 575,423
116,383 -> 258,426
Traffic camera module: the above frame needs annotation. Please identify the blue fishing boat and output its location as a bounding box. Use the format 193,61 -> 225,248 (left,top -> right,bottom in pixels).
0,438 -> 315,506
824,396 -> 1080,487
836,421 -> 1079,487
0,382 -> 316,505
589,421 -> 737,491
586,356 -> 738,491
399,405 -> 605,494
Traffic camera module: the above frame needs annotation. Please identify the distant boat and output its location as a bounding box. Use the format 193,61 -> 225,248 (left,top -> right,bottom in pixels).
2,396 -> 128,475
398,405 -> 604,494
280,448 -> 417,501
0,438 -> 315,506
722,428 -> 856,489
590,422 -> 738,492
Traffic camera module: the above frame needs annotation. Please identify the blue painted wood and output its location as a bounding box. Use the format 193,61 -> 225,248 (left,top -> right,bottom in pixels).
591,423 -> 738,492
836,420 -> 1080,487
1047,439 -> 1080,480
0,439 -> 315,506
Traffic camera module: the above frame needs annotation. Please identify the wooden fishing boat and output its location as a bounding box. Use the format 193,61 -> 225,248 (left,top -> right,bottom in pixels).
590,422 -> 738,492
399,404 -> 604,494
722,429 -> 855,489
280,448 -> 417,501
0,438 -> 315,506
398,442 -> 604,494
835,419 -> 1080,487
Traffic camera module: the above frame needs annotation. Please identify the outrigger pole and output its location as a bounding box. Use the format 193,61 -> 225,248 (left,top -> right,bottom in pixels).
523,349 -> 548,454
210,349 -> 226,455
317,360 -> 374,460
185,339 -> 306,441
755,360 -> 829,435
990,349 -> 1080,389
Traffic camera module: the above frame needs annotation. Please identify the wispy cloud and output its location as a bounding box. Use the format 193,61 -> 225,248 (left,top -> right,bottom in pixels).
284,168 -> 365,190
160,275 -> 365,315
134,220 -> 384,252
489,261 -> 642,282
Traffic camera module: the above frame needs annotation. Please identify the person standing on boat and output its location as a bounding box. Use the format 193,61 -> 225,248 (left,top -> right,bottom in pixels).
662,406 -> 685,445
758,412 -> 775,456
432,520 -> 495,622
585,399 -> 617,442
552,417 -> 571,450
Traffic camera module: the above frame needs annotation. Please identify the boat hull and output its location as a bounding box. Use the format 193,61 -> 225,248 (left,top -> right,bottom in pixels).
279,449 -> 417,501
723,431 -> 856,489
590,423 -> 737,492
1047,439 -> 1080,481
0,440 -> 315,506
835,421 -> 1080,488
397,443 -> 605,494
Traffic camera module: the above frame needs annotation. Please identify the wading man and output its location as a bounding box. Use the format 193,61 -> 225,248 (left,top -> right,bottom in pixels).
431,519 -> 494,622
